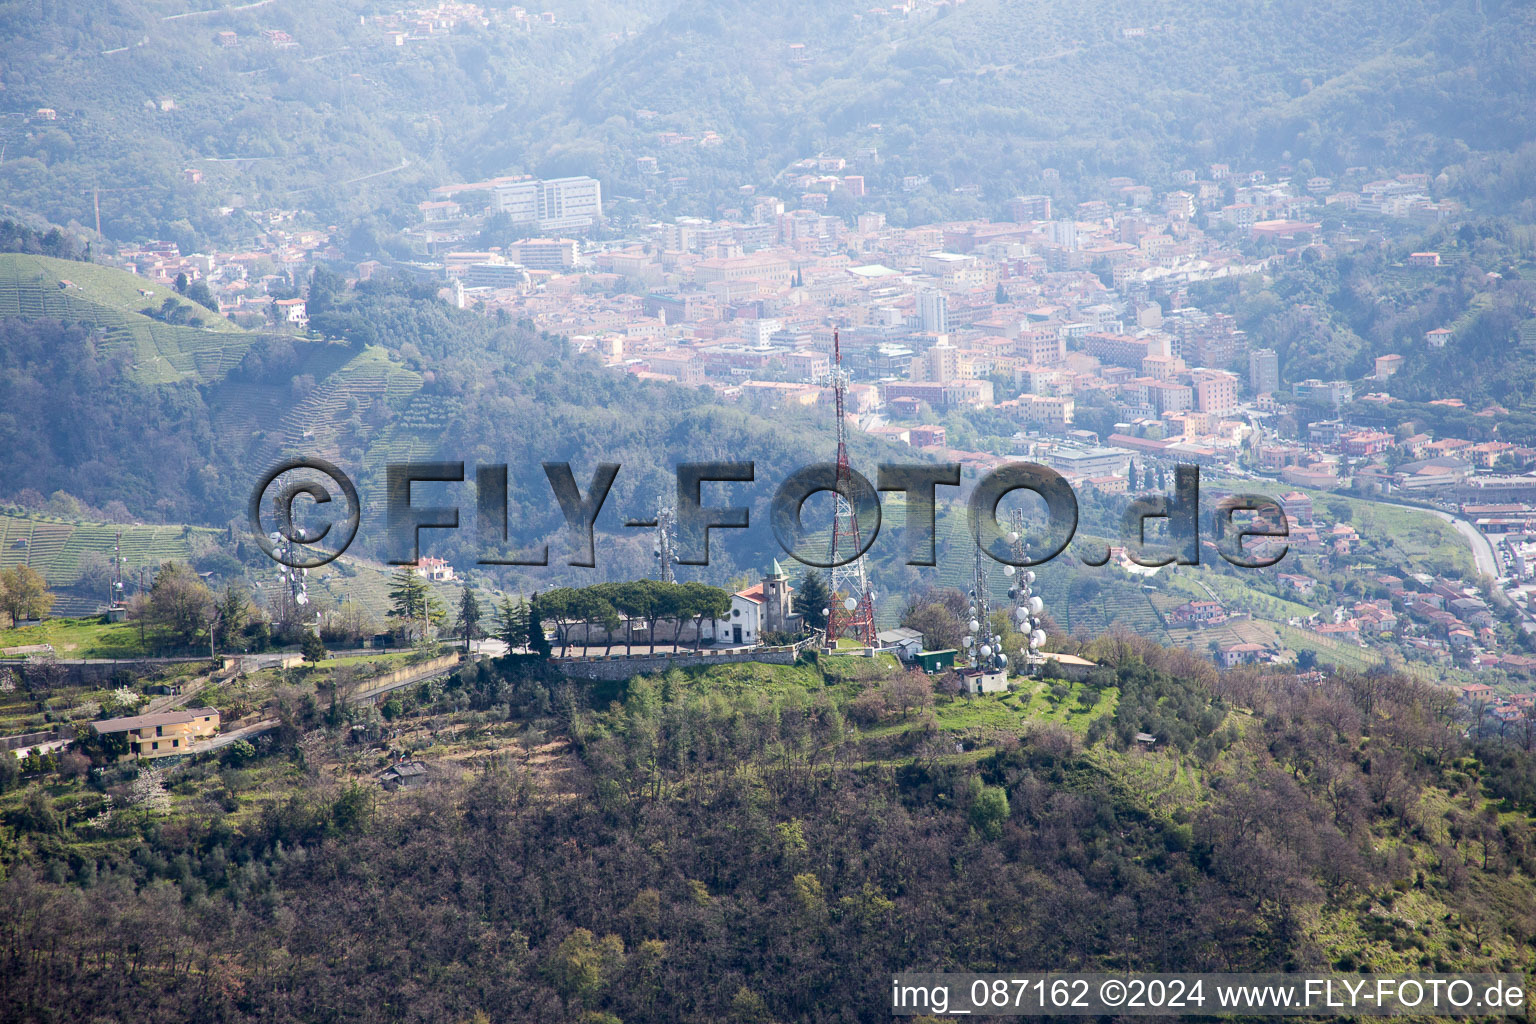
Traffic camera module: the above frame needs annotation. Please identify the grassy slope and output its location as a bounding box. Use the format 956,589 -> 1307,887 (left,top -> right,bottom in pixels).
0,253 -> 241,332
0,252 -> 257,386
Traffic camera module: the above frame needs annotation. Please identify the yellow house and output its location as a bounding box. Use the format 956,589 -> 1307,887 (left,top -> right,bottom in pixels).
91,707 -> 221,759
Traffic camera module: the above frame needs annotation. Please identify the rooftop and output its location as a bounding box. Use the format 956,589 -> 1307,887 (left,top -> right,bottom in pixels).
91,707 -> 219,735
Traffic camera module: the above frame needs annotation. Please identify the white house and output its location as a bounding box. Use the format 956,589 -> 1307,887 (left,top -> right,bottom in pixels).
413,556 -> 455,582
960,667 -> 1009,694
274,297 -> 308,325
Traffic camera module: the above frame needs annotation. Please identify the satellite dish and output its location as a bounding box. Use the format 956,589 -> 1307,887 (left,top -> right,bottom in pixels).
1025,571 -> 1036,583
1028,596 -> 1044,615
1007,531 -> 1019,543
979,645 -> 991,659
844,596 -> 858,611
968,618 -> 979,632
962,635 -> 973,647
1003,565 -> 1015,577
821,607 -> 830,617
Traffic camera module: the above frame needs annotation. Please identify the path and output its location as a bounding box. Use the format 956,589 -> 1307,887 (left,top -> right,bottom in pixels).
162,0 -> 273,20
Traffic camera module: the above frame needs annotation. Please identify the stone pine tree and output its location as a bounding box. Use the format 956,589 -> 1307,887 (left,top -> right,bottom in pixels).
458,586 -> 482,654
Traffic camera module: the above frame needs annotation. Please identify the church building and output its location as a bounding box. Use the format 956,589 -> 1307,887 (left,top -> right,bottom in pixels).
711,561 -> 801,645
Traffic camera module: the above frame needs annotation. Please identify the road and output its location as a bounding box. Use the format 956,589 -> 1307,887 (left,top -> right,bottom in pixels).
193,718 -> 278,754
344,655 -> 463,705
1428,508 -> 1501,580
287,158 -> 411,196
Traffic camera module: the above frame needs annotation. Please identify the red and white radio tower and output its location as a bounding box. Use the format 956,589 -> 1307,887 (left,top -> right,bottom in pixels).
826,329 -> 878,645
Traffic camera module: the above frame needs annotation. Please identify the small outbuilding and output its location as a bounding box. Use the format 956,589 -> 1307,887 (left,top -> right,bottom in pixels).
378,760 -> 430,791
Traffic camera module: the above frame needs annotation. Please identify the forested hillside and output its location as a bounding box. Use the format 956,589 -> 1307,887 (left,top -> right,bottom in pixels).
2,641 -> 1534,1022
0,0 -> 666,249
5,0 -> 1535,248
489,0 -> 1536,218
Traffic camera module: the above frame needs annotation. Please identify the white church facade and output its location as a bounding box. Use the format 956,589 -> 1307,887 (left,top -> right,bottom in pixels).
709,561 -> 801,646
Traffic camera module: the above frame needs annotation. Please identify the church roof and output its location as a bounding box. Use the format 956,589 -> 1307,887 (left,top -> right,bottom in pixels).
735,578 -> 795,604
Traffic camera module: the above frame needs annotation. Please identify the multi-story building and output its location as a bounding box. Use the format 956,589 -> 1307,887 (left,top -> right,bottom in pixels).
1164,190 -> 1196,219
493,176 -> 603,232
923,340 -> 960,383
1170,600 -> 1227,626
1294,379 -> 1355,409
1015,326 -> 1065,365
1249,347 -> 1280,395
1342,430 -> 1396,456
507,237 -> 577,271
1147,379 -> 1194,415
1280,491 -> 1314,525
917,288 -> 949,334
694,253 -> 792,288
1192,369 -> 1239,416
881,379 -> 994,410
1006,194 -> 1052,221
1018,394 -> 1074,428
785,350 -> 829,380
1044,446 -> 1131,478
1083,332 -> 1168,369
91,708 -> 221,759
458,261 -> 528,289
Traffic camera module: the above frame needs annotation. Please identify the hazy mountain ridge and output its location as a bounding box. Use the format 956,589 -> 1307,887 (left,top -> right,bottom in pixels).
493,0 -> 1536,216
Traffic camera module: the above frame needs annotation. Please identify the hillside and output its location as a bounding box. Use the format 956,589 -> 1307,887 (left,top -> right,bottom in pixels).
487,0 -> 1536,218
0,262 -> 919,588
1,643 -> 1533,1021
0,253 -> 256,385
6,1 -> 1535,247
0,0 -> 670,249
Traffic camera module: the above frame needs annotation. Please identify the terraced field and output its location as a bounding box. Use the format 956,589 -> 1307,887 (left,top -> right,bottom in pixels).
0,509 -> 215,598
278,345 -> 424,455
0,253 -> 258,385
1275,621 -> 1381,671
1165,617 -> 1280,656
